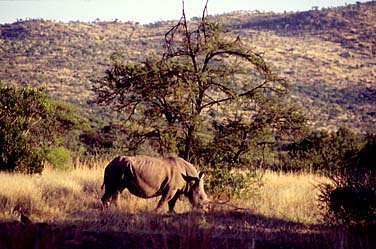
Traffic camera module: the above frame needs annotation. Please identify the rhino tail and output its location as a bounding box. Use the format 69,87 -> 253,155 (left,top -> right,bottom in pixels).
101,182 -> 105,190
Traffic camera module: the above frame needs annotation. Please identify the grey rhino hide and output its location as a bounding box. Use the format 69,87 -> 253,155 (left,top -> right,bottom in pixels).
101,155 -> 208,212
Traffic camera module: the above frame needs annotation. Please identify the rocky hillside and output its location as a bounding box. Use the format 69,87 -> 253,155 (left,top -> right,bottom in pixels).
0,1 -> 375,131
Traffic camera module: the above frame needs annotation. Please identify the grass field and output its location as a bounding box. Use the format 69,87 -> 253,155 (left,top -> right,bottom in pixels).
0,160 -> 325,223
0,161 -> 373,248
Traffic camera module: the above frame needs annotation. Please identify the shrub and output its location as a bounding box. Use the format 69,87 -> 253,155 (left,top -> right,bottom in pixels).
46,146 -> 73,171
204,164 -> 261,198
318,132 -> 376,230
197,137 -> 262,198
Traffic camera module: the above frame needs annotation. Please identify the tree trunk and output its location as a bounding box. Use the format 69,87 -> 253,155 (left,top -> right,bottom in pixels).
183,125 -> 195,161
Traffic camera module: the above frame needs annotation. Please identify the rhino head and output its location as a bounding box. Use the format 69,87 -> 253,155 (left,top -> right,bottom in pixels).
183,172 -> 208,211
101,188 -> 120,209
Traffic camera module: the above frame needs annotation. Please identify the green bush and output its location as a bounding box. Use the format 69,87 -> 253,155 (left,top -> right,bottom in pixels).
204,163 -> 261,198
0,82 -> 50,174
46,146 -> 73,171
0,82 -> 86,174
196,134 -> 262,198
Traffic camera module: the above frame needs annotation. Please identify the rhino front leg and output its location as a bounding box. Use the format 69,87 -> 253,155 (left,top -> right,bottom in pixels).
167,192 -> 181,213
111,190 -> 120,207
155,189 -> 177,213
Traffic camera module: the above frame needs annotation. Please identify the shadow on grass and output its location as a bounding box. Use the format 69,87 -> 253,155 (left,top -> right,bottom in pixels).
0,210 -> 374,249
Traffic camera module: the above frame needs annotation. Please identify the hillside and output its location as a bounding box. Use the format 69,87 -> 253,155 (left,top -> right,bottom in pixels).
0,1 -> 375,131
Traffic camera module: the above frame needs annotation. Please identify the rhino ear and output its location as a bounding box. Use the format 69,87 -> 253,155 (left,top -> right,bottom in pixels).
182,174 -> 199,183
198,171 -> 205,180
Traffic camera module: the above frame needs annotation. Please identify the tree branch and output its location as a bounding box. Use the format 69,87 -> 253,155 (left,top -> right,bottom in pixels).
200,79 -> 270,110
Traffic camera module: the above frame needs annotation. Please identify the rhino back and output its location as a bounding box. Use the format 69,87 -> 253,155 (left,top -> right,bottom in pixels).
125,156 -> 198,198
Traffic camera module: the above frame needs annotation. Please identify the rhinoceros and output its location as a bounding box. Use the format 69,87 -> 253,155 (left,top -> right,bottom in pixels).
100,155 -> 208,213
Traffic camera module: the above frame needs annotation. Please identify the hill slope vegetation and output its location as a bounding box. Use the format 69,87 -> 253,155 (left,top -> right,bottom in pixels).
0,1 -> 375,131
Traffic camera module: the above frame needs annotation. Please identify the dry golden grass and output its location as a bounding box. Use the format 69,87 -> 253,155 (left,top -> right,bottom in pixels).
0,165 -> 100,223
0,161 -> 327,225
250,171 -> 329,224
